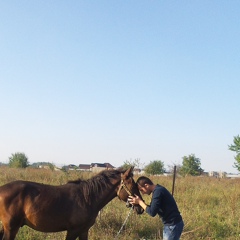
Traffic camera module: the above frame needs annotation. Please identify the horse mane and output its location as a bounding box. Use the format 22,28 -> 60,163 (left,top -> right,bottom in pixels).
67,168 -> 125,204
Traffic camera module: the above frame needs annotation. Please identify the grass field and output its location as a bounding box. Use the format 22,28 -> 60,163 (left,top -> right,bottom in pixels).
0,167 -> 239,239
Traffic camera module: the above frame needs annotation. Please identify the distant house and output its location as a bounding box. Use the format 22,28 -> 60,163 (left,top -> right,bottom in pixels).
209,171 -> 218,177
68,164 -> 78,170
63,162 -> 115,172
90,163 -> 115,173
219,171 -> 227,178
38,165 -> 50,170
208,171 -> 227,178
201,172 -> 209,177
226,173 -> 240,179
163,172 -> 172,177
104,162 -> 115,169
78,164 -> 91,171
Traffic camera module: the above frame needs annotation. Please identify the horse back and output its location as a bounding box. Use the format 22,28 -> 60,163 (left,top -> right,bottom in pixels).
0,180 -> 94,232
0,180 -> 79,212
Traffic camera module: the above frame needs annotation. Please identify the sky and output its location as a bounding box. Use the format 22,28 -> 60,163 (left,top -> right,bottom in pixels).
0,1 -> 239,173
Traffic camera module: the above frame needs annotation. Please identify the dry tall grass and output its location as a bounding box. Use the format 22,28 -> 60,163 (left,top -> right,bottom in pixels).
0,167 -> 239,240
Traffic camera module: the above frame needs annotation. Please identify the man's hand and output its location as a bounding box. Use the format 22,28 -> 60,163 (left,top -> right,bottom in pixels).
128,194 -> 147,211
128,195 -> 140,205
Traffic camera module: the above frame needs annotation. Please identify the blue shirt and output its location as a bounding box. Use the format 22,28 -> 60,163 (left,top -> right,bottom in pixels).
146,184 -> 182,225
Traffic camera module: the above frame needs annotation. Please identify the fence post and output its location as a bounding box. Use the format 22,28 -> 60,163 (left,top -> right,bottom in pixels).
171,165 -> 177,196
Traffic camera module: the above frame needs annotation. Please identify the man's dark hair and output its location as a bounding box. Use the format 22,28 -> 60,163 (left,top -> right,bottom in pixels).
137,176 -> 153,186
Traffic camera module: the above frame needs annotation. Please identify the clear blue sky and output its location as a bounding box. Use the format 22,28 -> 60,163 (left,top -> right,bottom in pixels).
1,1 -> 239,173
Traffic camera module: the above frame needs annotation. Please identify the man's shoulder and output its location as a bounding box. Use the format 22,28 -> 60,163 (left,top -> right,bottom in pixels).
154,184 -> 171,195
155,184 -> 164,190
153,184 -> 165,193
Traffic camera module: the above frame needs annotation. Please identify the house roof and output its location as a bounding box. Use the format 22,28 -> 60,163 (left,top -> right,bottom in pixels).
104,163 -> 115,168
89,163 -> 115,168
90,163 -> 106,168
68,164 -> 77,168
78,164 -> 91,169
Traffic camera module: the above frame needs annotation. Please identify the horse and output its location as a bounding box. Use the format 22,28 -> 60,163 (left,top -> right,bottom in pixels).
0,166 -> 144,240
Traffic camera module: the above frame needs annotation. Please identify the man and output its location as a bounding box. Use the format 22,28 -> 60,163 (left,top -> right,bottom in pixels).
128,176 -> 184,240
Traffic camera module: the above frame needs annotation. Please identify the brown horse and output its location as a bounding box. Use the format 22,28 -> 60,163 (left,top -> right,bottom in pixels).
0,167 -> 144,240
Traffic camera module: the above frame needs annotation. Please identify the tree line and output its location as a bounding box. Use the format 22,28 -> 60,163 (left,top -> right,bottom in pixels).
3,135 -> 240,175
121,154 -> 203,176
116,135 -> 240,175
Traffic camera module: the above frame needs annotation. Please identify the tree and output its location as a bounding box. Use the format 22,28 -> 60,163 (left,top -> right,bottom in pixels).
9,152 -> 29,168
167,163 -> 182,174
180,154 -> 203,176
144,160 -> 165,175
228,135 -> 240,172
120,158 -> 143,170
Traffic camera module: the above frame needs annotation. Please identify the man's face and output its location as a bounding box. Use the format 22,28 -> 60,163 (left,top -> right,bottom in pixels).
138,183 -> 151,195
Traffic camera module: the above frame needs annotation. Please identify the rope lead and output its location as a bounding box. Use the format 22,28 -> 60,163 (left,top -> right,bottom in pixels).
114,206 -> 134,239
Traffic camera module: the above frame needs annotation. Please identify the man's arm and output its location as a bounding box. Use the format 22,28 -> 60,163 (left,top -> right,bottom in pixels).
128,195 -> 147,210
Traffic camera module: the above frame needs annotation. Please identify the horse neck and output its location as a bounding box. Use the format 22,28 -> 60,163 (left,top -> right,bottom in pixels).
94,178 -> 120,211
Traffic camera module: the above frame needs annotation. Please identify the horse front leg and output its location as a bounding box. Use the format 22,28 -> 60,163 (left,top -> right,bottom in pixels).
65,230 -> 88,240
0,228 -> 3,240
0,226 -> 19,240
78,231 -> 88,240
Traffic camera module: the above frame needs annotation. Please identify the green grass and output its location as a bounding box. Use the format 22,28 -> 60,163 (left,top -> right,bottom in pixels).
0,167 -> 239,239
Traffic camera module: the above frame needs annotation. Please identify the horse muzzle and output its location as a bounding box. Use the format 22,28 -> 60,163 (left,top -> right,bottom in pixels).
134,204 -> 144,214
125,199 -> 144,214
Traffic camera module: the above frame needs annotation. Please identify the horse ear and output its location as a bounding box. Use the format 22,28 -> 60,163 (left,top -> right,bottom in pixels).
123,166 -> 134,178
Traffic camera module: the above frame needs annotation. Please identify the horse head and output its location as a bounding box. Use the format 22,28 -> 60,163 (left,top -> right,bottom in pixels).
117,166 -> 144,214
